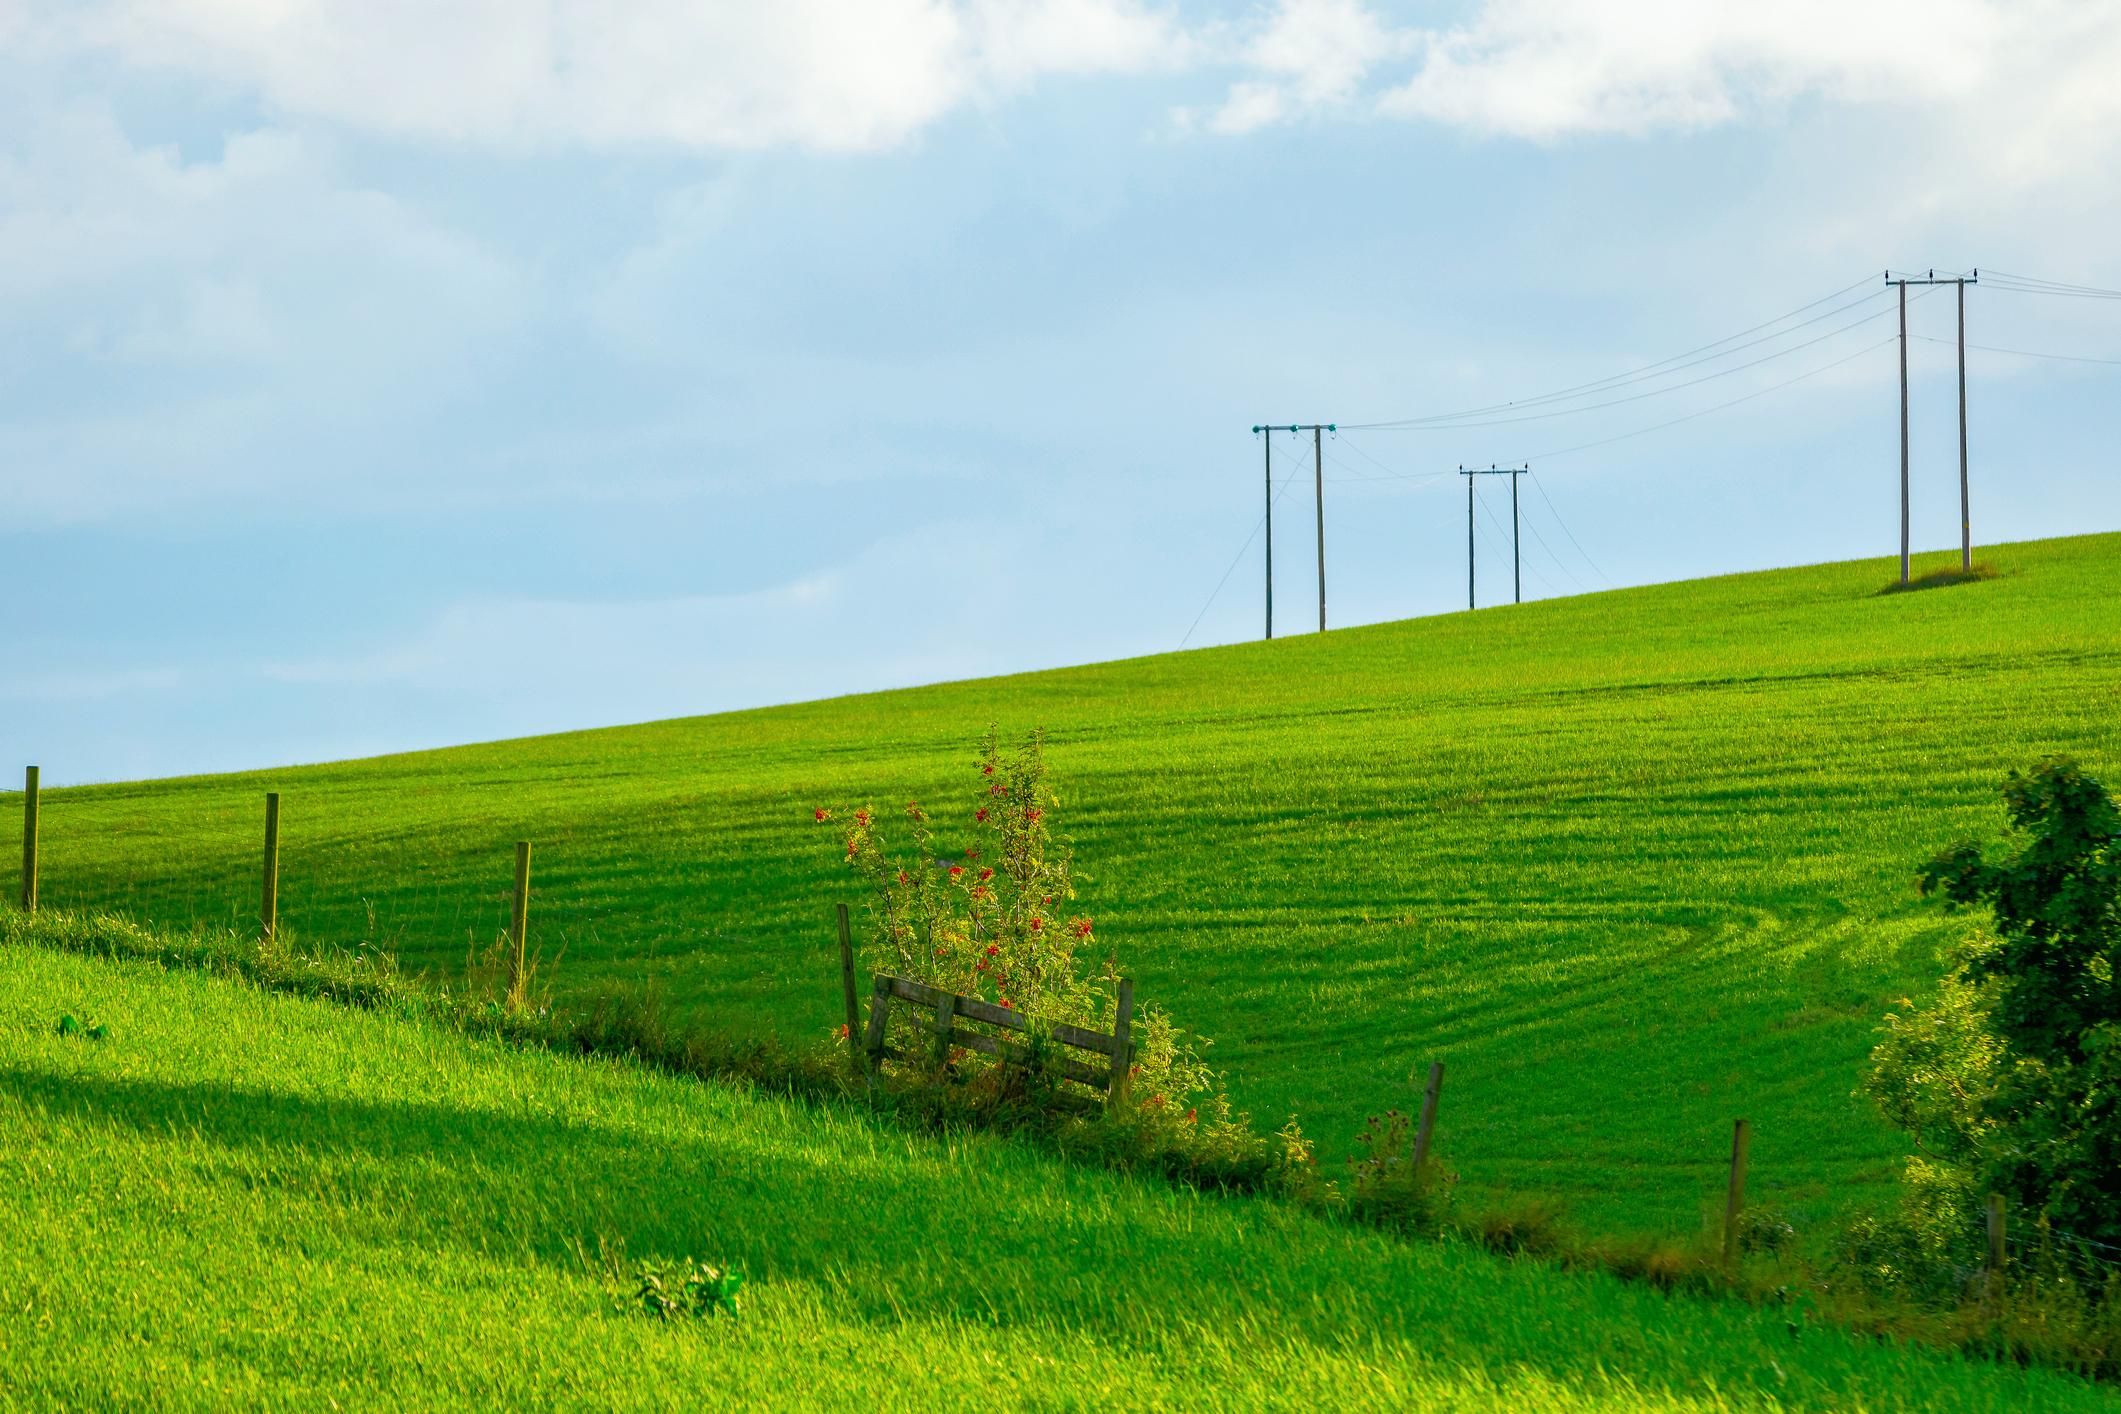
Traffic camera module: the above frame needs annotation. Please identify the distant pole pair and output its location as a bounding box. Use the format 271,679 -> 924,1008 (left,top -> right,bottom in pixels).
1885,269 -> 1977,583
1460,466 -> 1528,610
1253,423 -> 1335,640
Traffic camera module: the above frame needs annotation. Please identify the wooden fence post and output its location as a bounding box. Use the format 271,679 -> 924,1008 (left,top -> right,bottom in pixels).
836,904 -> 866,1079
1987,1192 -> 2007,1300
1722,1118 -> 1751,1270
864,974 -> 892,1068
1106,978 -> 1135,1104
261,792 -> 280,940
508,841 -> 532,1006
19,766 -> 37,914
931,990 -> 956,1065
1412,1061 -> 1445,1170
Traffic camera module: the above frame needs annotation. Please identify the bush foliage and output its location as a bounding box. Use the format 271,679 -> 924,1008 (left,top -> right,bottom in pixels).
1860,758 -> 2121,1294
822,729 -> 1239,1147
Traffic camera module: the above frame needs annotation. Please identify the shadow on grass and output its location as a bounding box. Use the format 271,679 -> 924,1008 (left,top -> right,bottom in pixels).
1877,562 -> 1998,596
0,1058 -> 1952,1411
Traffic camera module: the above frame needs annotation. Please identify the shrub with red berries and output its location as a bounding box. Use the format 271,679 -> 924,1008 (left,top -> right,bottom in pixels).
815,728 -> 1226,1135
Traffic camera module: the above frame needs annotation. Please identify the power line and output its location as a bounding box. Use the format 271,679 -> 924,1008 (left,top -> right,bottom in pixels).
1179,469 -> 1307,650
1343,273 -> 1884,431
1352,286 -> 1891,430
1528,471 -> 1608,585
1518,332 -> 1901,463
1980,267 -> 2121,300
1319,441 -> 1454,486
1914,334 -> 2121,367
1329,433 -> 1458,484
1982,267 -> 2121,296
1347,296 -> 1903,433
1517,482 -> 1591,593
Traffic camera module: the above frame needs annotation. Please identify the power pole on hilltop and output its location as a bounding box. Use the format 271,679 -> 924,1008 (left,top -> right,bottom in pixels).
1884,269 -> 1979,582
1460,465 -> 1528,610
1314,424 -> 1326,633
1255,427 -> 1274,639
1252,423 -> 1335,636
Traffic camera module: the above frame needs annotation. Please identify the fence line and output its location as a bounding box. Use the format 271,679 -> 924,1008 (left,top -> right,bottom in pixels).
7,766 -> 2108,1311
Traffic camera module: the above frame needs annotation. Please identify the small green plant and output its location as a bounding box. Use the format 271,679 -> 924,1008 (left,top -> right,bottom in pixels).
1470,1195 -> 1571,1258
1738,1204 -> 1797,1256
1345,1108 -> 1454,1233
628,1257 -> 744,1322
56,1014 -> 108,1041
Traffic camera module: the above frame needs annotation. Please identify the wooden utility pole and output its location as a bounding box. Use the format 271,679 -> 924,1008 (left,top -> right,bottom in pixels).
1460,466 -> 1528,609
1898,278 -> 1910,584
1254,424 -> 1335,635
1511,471 -> 1522,605
1885,269 -> 1978,581
1958,275 -> 1974,571
1261,428 -> 1274,639
1313,425 -> 1326,632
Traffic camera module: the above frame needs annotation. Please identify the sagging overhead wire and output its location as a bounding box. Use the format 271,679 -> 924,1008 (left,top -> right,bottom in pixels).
1516,330 -> 1902,465
1528,471 -> 1607,586
1327,432 -> 1457,486
1343,273 -> 1886,431
1519,505 -> 1589,595
1180,431 -> 1312,649
1320,443 -> 1454,487
1506,284 -> 1941,463
1349,295 -> 1903,433
1980,268 -> 2121,300
1913,334 -> 2121,367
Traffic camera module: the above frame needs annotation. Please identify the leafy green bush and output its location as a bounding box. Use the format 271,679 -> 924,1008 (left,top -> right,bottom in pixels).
1859,758 -> 2121,1294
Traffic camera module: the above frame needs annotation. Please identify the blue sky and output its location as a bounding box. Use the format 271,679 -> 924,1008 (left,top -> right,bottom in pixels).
4,1 -> 2119,783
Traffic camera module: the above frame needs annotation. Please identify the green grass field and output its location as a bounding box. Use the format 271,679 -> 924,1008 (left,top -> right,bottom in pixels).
3,935 -> 2109,1410
11,534 -> 2121,1242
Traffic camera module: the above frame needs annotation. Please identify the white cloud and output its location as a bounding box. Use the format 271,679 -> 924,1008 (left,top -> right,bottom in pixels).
1193,0 -> 1410,135
47,0 -> 1181,154
0,102 -> 528,523
1170,0 -> 2121,202
1378,0 -> 2001,139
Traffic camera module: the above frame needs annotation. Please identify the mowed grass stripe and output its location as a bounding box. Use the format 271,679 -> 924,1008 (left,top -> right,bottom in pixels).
12,534 -> 2121,1238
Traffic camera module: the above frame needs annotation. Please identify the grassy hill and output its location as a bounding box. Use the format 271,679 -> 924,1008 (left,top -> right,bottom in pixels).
12,534 -> 2121,1241
2,931 -> 2107,1410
